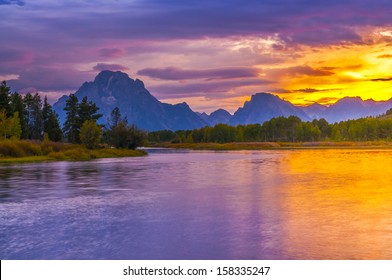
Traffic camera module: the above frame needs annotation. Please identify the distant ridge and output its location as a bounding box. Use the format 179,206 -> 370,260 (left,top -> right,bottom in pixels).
230,92 -> 311,125
53,70 -> 392,131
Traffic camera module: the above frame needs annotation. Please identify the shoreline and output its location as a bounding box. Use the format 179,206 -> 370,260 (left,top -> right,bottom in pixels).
0,150 -> 147,164
0,141 -> 147,164
148,141 -> 392,151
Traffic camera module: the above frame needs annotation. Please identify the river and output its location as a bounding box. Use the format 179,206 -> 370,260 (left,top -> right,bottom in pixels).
1,148 -> 392,259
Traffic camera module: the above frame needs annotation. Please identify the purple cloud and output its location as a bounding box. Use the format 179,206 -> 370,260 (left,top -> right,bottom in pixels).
6,1 -> 391,45
1,0 -> 391,97
0,49 -> 32,74
137,67 -> 260,81
149,78 -> 273,99
267,65 -> 335,79
93,63 -> 129,72
99,48 -> 125,58
0,0 -> 24,5
7,67 -> 93,92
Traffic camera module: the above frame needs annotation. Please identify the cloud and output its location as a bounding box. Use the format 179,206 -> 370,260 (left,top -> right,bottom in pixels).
93,63 -> 129,72
5,1 -> 391,46
1,0 -> 392,100
370,77 -> 392,82
377,54 -> 392,59
7,67 -> 93,92
0,0 -> 24,5
315,97 -> 341,104
293,88 -> 342,93
99,48 -> 125,58
269,88 -> 293,94
137,67 -> 260,81
149,78 -> 273,99
267,65 -> 335,79
0,49 -> 32,74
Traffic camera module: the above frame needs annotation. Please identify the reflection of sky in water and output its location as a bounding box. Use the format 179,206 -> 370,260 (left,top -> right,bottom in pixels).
1,149 -> 392,259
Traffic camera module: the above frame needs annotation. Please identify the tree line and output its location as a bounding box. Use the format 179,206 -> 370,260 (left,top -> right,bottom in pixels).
0,81 -> 145,149
3,80 -> 392,147
149,113 -> 392,143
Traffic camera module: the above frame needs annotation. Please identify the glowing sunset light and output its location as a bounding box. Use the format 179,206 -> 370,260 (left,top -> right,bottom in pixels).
1,0 -> 391,113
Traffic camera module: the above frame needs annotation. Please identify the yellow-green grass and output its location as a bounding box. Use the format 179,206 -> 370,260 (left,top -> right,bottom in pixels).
0,140 -> 147,163
149,141 -> 392,151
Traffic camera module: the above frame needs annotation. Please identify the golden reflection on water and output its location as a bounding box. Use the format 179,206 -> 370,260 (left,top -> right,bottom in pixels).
279,149 -> 392,259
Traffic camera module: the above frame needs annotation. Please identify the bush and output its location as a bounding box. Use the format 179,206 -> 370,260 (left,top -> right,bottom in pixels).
0,140 -> 42,157
108,123 -> 146,149
80,120 -> 102,149
64,148 -> 90,160
47,151 -> 67,160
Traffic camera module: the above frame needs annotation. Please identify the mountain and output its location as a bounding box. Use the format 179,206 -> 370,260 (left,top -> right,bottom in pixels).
53,71 -> 207,131
197,109 -> 232,126
52,70 -> 392,131
230,92 -> 311,125
318,97 -> 392,123
301,103 -> 327,120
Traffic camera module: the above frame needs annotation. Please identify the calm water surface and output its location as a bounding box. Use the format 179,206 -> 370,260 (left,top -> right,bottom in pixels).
1,149 -> 392,259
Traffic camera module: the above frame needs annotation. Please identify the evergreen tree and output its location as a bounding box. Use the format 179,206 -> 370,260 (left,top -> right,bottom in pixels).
63,94 -> 80,143
24,93 -> 43,139
107,106 -> 127,130
42,96 -> 62,141
0,81 -> 11,116
63,95 -> 102,143
10,93 -> 28,139
77,96 -> 102,127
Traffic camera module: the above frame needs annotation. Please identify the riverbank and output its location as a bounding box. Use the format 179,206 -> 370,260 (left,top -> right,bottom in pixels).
0,140 -> 146,163
149,141 -> 392,150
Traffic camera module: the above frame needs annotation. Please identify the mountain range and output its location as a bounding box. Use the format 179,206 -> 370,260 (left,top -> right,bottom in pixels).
53,70 -> 392,131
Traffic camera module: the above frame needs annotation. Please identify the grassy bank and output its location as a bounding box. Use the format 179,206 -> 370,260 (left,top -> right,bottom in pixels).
0,140 -> 146,163
149,141 -> 392,150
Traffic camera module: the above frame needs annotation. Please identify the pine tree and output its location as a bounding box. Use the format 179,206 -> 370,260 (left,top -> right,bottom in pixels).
77,96 -> 102,126
0,81 -> 11,116
63,95 -> 102,143
24,93 -> 43,139
107,107 -> 127,130
63,94 -> 80,143
42,96 -> 62,141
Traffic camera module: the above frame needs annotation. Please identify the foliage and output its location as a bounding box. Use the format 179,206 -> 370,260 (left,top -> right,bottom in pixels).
0,111 -> 22,140
63,94 -> 102,143
0,81 -> 12,116
0,140 -> 42,158
0,139 -> 146,162
24,93 -> 43,139
149,114 -> 392,144
42,97 -> 63,141
80,120 -> 102,149
10,92 -> 29,138
106,107 -> 146,149
77,96 -> 102,126
107,122 -> 146,149
63,94 -> 80,143
107,106 -> 127,130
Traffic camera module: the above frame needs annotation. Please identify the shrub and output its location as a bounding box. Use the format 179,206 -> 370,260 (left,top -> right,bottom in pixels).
80,120 -> 102,149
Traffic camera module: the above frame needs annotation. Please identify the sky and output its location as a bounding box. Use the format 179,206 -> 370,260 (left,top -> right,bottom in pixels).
1,0 -> 392,113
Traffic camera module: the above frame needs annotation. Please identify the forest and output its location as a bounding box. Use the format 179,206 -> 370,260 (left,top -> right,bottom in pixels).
0,81 -> 146,161
0,81 -> 145,149
2,80 -> 392,154
149,113 -> 392,144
